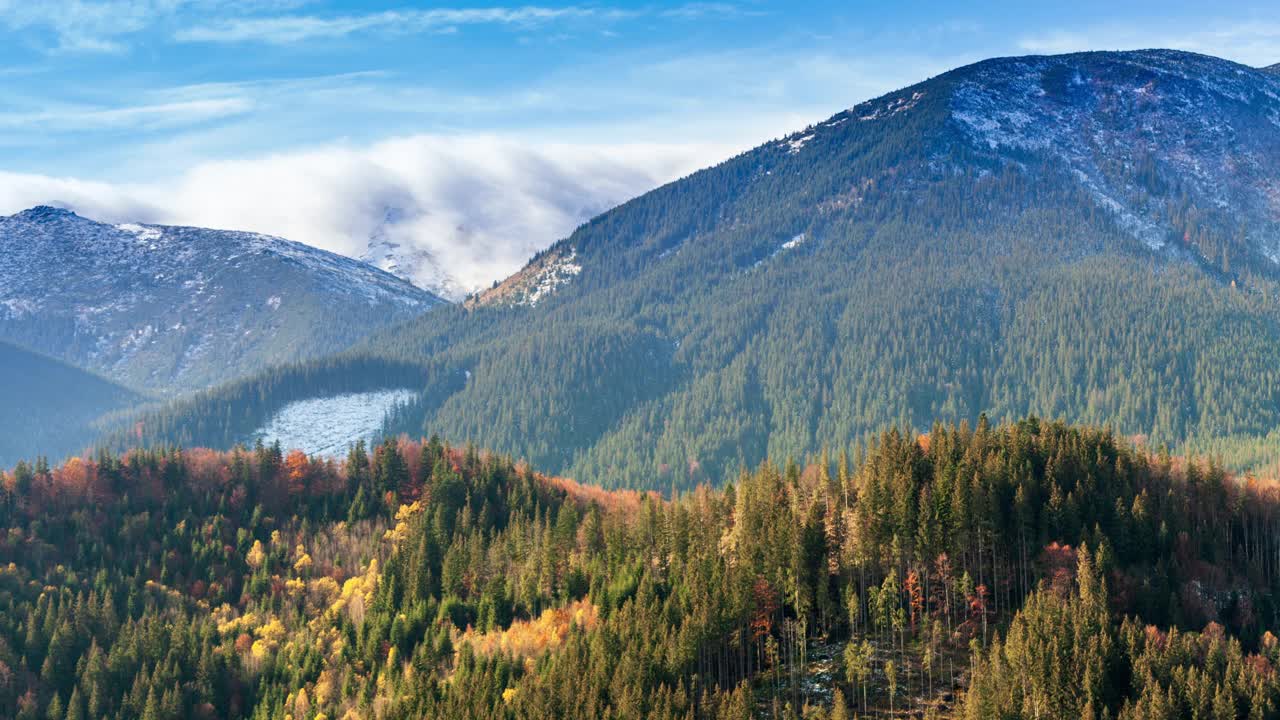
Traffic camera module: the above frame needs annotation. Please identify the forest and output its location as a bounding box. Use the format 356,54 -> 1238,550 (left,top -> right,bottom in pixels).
5,416 -> 1280,719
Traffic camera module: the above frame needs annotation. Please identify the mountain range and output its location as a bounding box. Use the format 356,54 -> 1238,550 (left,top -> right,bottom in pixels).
79,49 -> 1280,489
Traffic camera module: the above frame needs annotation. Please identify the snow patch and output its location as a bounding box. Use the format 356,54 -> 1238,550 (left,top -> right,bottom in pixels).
786,134 -> 815,154
859,91 -> 925,121
255,389 -> 417,457
116,223 -> 163,243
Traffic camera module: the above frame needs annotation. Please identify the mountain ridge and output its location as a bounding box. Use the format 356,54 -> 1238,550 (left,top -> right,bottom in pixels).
0,206 -> 444,391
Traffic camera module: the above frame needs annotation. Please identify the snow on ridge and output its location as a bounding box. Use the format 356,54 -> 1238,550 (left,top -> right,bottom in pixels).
0,206 -> 442,388
859,91 -> 925,121
522,248 -> 582,307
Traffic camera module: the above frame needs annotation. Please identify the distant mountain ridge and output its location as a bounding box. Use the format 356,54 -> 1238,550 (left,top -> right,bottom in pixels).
0,206 -> 443,391
117,50 -> 1280,489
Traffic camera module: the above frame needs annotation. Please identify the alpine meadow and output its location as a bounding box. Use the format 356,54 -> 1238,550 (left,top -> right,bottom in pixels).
4,4 -> 1280,720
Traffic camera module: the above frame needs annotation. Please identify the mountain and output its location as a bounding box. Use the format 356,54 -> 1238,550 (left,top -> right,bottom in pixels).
0,340 -> 139,467
0,206 -> 444,391
118,50 -> 1280,489
1264,62 -> 1280,76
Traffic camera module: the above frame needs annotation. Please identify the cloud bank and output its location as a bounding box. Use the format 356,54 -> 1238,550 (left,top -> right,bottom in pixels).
0,134 -> 729,298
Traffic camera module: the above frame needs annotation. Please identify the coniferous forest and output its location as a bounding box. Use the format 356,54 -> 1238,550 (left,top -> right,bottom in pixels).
6,418 -> 1280,719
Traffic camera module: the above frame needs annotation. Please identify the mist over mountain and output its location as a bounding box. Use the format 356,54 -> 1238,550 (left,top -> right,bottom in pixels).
0,206 -> 442,391
114,49 -> 1280,490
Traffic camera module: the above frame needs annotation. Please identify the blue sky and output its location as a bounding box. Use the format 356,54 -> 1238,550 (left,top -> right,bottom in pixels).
1,0 -> 1278,292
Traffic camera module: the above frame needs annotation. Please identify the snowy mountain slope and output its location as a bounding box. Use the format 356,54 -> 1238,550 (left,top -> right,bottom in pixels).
937,51 -> 1280,263
467,245 -> 581,307
1264,63 -> 1280,76
0,206 -> 443,390
477,50 -> 1280,307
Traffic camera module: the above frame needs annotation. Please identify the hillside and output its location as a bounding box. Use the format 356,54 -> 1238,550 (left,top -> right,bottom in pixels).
4,420 -> 1280,719
118,50 -> 1280,490
0,206 -> 443,391
0,341 -> 139,467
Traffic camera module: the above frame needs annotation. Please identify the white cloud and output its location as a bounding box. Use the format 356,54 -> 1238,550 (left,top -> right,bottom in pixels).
0,134 -> 731,297
0,0 -> 312,52
0,0 -> 162,52
174,6 -> 616,44
0,97 -> 252,131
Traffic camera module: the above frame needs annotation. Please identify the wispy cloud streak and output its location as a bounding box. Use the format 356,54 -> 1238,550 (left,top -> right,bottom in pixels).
174,6 -> 620,45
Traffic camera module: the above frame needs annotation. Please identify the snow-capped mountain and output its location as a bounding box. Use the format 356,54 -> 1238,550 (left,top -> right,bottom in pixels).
476,50 -> 1280,307
746,49 -> 1280,273
0,206 -> 443,390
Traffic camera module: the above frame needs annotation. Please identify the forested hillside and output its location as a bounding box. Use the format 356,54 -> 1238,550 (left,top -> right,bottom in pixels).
117,50 -> 1280,490
0,341 -> 139,468
4,418 -> 1280,719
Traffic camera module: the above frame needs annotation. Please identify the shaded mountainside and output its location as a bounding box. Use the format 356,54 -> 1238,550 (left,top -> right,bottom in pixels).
0,341 -> 139,467
0,206 -> 443,392
118,50 -> 1280,490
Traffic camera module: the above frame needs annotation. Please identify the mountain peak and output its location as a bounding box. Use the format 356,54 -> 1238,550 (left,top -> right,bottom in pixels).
14,205 -> 79,222
1264,62 -> 1280,76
